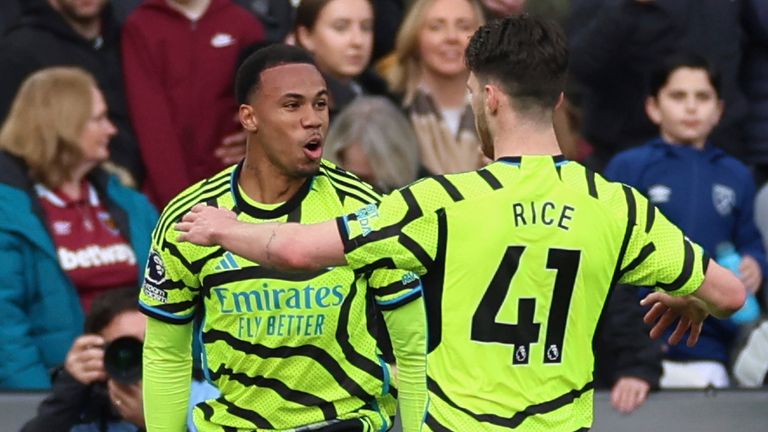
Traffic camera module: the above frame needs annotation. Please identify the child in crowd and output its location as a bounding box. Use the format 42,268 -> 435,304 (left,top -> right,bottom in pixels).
604,53 -> 766,388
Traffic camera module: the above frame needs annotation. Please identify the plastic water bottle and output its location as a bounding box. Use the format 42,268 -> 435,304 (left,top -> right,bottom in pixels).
716,242 -> 761,325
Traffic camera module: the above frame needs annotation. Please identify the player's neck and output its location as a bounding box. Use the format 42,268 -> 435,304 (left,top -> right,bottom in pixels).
238,159 -> 308,205
493,121 -> 561,158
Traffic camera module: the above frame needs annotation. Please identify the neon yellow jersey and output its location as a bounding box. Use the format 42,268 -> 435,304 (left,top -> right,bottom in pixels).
338,155 -> 707,431
140,160 -> 422,431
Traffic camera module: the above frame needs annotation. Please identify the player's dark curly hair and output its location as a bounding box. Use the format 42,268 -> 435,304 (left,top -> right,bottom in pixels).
235,43 -> 317,104
465,15 -> 568,112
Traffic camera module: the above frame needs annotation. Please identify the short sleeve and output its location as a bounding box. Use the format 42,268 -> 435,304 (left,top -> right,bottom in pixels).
368,270 -> 423,311
618,188 -> 707,296
139,226 -> 201,324
336,189 -> 439,277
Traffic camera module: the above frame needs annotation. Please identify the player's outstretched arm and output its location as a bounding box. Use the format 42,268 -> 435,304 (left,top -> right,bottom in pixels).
690,259 -> 747,317
641,259 -> 745,346
175,204 -> 346,271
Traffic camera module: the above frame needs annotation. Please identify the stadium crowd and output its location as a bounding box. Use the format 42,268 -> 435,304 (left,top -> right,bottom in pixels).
0,0 -> 766,431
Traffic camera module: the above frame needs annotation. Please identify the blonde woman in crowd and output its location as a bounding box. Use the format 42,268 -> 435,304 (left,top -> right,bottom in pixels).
0,67 -> 157,390
382,0 -> 485,175
325,96 -> 421,193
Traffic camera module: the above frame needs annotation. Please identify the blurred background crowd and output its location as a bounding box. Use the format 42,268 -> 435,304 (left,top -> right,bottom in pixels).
1,0 -> 768,430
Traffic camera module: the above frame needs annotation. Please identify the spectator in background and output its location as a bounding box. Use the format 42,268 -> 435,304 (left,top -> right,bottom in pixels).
110,0 -> 142,23
756,183 -> 768,308
742,0 -> 768,185
595,286 -> 663,414
0,67 -> 157,390
244,0 -> 403,61
21,287 -> 219,432
604,54 -> 765,388
0,0 -> 21,35
569,0 -> 747,171
382,0 -> 485,175
122,0 -> 265,208
236,0 -> 296,43
733,319 -> 768,387
293,0 -> 391,118
325,96 -> 421,193
478,0 -> 570,24
21,288 -> 148,432
0,0 -> 143,186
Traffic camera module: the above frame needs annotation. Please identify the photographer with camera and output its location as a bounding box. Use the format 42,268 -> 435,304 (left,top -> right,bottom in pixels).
22,287 -> 146,431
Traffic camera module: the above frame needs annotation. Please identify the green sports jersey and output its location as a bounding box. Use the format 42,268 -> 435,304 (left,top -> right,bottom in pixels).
338,155 -> 707,431
140,160 -> 423,431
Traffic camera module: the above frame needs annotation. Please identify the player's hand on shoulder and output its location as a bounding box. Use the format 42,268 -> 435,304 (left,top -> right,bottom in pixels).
176,203 -> 237,246
640,291 -> 708,347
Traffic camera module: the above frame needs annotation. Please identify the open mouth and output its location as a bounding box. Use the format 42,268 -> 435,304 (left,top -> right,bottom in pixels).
303,137 -> 323,160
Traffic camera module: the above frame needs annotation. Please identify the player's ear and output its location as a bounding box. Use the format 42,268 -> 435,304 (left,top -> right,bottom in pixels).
239,104 -> 258,132
485,84 -> 499,114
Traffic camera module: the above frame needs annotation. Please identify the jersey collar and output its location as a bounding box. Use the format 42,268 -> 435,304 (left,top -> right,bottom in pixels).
496,155 -> 568,166
230,160 -> 314,219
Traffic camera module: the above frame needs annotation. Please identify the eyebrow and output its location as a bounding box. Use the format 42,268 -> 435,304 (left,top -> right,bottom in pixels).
281,89 -> 329,100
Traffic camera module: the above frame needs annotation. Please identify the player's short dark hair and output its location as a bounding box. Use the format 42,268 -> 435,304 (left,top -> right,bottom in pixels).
84,287 -> 140,334
235,43 -> 317,104
648,52 -> 722,98
465,15 -> 568,112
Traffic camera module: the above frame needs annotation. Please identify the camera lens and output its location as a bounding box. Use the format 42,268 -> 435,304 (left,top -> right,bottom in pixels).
104,336 -> 143,384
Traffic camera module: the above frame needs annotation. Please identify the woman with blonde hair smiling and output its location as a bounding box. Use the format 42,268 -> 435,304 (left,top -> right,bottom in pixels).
0,67 -> 157,390
383,0 -> 485,175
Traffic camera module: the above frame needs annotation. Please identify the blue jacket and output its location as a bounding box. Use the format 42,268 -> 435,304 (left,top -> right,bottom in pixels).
604,138 -> 767,363
0,153 -> 157,389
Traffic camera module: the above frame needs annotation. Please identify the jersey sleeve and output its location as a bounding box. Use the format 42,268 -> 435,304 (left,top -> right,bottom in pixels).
366,270 -> 428,432
380,297 -> 428,432
143,317 -> 193,432
336,189 -> 440,277
617,187 -> 708,296
139,218 -> 202,324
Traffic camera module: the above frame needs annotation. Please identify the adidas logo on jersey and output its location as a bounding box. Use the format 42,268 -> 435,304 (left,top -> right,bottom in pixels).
214,252 -> 240,271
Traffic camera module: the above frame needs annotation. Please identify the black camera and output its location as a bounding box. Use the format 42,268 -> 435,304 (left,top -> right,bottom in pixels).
104,336 -> 143,384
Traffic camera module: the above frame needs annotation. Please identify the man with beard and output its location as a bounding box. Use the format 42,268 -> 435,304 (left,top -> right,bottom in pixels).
0,0 -> 143,186
139,44 -> 427,432
175,16 -> 746,431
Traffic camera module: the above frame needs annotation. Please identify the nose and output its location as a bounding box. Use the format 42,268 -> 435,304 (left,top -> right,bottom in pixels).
302,106 -> 324,129
105,118 -> 117,137
350,25 -> 366,47
444,24 -> 460,43
684,97 -> 697,112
